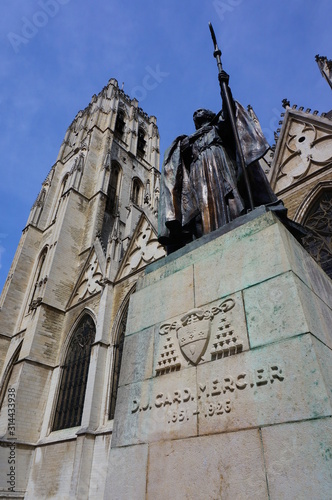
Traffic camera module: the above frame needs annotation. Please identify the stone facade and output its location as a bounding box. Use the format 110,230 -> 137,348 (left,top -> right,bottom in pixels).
0,78 -> 165,498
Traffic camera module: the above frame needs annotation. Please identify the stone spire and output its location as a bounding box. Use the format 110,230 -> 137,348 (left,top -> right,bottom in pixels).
315,54 -> 332,90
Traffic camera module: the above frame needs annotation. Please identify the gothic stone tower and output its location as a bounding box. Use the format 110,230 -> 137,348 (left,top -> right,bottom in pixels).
0,78 -> 165,498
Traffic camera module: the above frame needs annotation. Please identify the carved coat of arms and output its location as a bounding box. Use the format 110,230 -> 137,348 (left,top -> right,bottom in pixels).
157,299 -> 236,372
177,309 -> 210,365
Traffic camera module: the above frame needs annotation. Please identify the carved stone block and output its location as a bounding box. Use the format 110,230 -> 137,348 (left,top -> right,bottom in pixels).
118,325 -> 156,387
126,265 -> 194,335
147,430 -> 268,500
244,270 -> 332,350
104,444 -> 148,500
262,418 -> 332,499
194,221 -> 291,308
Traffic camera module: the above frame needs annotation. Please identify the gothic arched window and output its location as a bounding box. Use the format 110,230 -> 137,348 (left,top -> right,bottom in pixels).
28,247 -> 48,311
302,190 -> 332,279
109,302 -> 129,420
0,342 -> 22,410
115,109 -> 125,139
131,178 -> 143,206
52,173 -> 69,222
137,127 -> 146,157
105,163 -> 121,215
52,314 -> 96,431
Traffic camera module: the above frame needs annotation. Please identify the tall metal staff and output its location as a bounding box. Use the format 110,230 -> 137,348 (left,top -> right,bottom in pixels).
209,22 -> 254,212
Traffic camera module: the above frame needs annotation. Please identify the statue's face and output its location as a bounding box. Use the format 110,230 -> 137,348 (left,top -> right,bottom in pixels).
193,109 -> 215,130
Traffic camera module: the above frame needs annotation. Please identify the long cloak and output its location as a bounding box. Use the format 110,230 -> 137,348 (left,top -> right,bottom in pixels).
158,102 -> 277,246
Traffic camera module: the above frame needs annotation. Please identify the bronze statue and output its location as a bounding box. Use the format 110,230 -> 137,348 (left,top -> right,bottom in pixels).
158,100 -> 280,252
158,23 -> 305,253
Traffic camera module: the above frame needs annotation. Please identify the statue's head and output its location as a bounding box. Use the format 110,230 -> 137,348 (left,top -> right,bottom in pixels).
193,109 -> 215,130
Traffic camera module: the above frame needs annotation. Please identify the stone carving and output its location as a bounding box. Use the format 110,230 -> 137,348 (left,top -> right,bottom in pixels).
155,336 -> 181,376
71,253 -> 103,305
177,309 -> 211,365
315,54 -> 332,90
157,298 -> 237,371
119,218 -> 165,278
275,119 -> 332,191
211,312 -> 243,360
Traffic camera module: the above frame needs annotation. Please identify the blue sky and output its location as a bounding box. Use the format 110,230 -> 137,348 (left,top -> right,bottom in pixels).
0,0 -> 331,290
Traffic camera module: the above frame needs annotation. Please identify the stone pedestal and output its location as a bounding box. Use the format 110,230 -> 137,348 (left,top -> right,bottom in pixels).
105,209 -> 332,499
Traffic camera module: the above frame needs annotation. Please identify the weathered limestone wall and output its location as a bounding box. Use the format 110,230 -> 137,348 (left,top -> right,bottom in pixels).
105,210 -> 332,499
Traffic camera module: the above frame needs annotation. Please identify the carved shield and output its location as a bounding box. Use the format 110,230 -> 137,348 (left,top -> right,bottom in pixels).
177,309 -> 210,365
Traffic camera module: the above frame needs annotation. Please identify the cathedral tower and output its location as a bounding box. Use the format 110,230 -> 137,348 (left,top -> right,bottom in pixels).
0,78 -> 165,498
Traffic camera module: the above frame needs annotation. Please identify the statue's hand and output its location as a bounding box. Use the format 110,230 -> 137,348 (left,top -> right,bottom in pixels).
218,70 -> 229,84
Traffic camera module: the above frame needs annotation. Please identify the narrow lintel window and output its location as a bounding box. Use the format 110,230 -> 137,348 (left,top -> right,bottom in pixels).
52,174 -> 69,222
131,178 -> 142,206
105,164 -> 120,215
137,128 -> 146,156
28,247 -> 48,311
115,110 -> 125,139
52,315 -> 96,431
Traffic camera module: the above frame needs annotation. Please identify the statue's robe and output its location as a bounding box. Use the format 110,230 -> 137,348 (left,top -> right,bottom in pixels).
158,102 -> 278,248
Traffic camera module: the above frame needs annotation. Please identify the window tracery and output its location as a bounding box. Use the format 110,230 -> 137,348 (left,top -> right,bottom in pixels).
109,302 -> 129,420
302,190 -> 332,279
52,314 -> 96,431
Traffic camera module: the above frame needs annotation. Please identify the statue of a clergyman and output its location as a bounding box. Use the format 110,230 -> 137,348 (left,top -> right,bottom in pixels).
158,99 -> 280,252
158,23 -> 301,253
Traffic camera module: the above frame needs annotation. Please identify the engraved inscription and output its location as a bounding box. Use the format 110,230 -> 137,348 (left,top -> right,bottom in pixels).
131,364 -> 285,427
